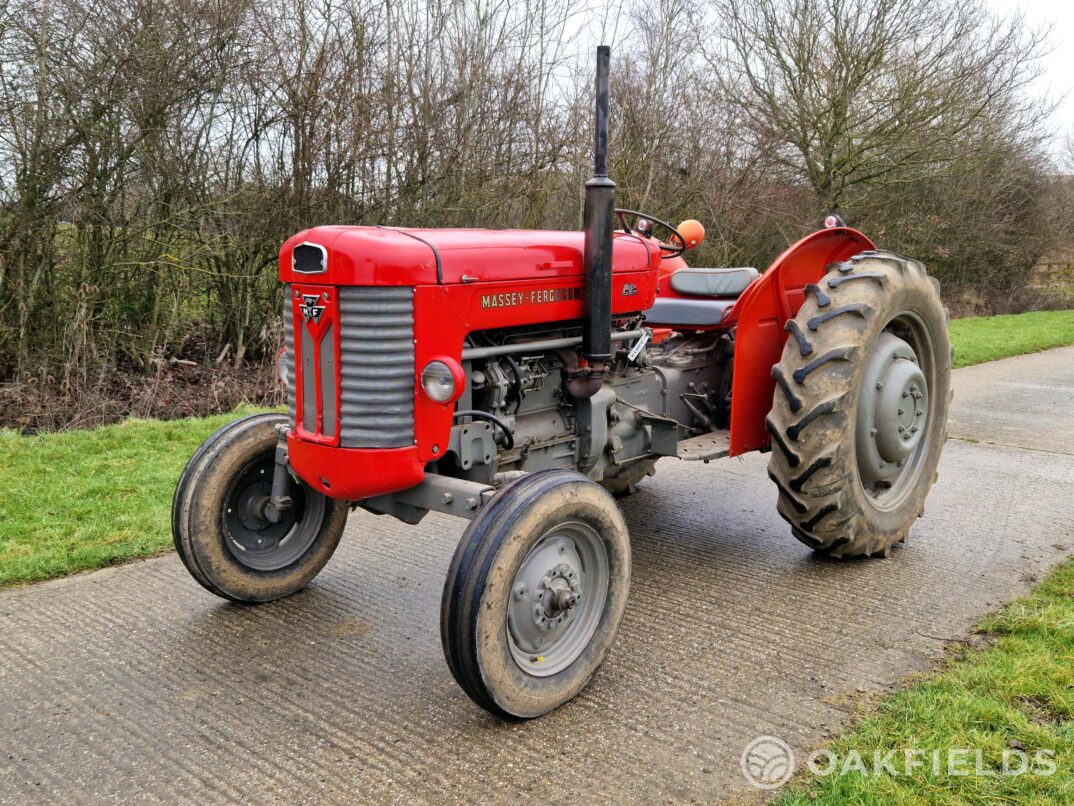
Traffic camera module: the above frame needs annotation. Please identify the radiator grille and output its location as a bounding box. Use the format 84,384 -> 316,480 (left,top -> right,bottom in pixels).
283,285 -> 415,448
283,284 -> 296,421
338,286 -> 415,448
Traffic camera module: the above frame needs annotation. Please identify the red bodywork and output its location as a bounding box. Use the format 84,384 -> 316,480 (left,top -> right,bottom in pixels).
280,224 -> 874,499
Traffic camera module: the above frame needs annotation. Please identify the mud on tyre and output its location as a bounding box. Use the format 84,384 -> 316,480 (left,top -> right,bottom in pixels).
441,469 -> 631,719
172,413 -> 348,602
766,251 -> 952,558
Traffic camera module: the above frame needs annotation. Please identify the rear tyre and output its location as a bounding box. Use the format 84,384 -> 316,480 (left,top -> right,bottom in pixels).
172,413 -> 348,602
441,469 -> 631,719
766,252 -> 951,558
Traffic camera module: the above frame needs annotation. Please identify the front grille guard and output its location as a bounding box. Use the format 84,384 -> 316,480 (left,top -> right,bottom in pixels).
283,284 -> 415,449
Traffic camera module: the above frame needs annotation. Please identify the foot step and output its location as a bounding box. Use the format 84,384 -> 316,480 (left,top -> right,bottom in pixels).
677,432 -> 730,462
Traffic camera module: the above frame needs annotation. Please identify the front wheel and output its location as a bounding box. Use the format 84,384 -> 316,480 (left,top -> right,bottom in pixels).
172,413 -> 348,602
440,470 -> 631,719
766,251 -> 952,558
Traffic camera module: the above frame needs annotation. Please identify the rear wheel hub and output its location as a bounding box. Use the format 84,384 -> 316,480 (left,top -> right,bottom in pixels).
856,330 -> 931,499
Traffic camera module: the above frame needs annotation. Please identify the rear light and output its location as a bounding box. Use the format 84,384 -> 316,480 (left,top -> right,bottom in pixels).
421,358 -> 464,404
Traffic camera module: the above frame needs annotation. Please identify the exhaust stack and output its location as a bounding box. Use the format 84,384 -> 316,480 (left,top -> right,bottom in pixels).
581,45 -> 615,366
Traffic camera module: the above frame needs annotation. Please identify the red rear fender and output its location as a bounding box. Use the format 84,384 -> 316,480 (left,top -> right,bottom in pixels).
727,228 -> 876,456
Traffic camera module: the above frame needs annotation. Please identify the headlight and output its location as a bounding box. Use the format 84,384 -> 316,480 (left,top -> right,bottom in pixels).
421,360 -> 457,402
276,348 -> 289,386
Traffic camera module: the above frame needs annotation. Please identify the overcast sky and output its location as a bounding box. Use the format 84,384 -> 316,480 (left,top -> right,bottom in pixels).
987,0 -> 1074,161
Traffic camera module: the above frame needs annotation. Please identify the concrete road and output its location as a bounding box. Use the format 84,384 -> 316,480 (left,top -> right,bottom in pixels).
2,347 -> 1073,804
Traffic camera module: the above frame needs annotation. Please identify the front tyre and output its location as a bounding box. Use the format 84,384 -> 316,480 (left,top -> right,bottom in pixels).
766,252 -> 951,558
172,413 -> 348,602
441,470 -> 631,719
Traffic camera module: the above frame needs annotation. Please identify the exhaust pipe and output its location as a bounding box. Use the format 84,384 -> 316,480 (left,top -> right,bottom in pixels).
581,45 -> 615,368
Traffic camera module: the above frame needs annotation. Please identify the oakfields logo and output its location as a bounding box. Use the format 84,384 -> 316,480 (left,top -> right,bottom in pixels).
740,735 -> 1057,789
741,736 -> 795,789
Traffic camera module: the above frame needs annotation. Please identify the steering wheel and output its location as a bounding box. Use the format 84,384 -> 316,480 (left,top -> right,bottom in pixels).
614,208 -> 687,257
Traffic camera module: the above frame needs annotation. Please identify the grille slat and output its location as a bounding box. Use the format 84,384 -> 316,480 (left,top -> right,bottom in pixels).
338,286 -> 415,448
283,284 -> 296,422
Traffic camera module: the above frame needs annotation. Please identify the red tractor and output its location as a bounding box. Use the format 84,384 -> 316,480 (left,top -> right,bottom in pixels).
173,47 -> 951,719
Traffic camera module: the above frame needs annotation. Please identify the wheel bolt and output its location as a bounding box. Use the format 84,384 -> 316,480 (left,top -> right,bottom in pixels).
870,428 -> 878,436
550,589 -> 577,611
897,409 -> 904,416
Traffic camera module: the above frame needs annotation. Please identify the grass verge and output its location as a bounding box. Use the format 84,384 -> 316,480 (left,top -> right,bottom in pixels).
949,309 -> 1074,368
0,409 -> 256,587
775,561 -> 1074,804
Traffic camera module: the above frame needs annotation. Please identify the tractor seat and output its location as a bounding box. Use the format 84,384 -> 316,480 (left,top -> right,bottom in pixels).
669,266 -> 758,297
643,267 -> 759,327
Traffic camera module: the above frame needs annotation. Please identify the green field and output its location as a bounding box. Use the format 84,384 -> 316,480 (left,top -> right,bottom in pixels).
949,309 -> 1074,368
0,410 -> 250,587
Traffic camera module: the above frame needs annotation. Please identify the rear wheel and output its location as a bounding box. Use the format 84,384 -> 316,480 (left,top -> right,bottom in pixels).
766,252 -> 951,558
441,469 -> 630,718
172,413 -> 348,602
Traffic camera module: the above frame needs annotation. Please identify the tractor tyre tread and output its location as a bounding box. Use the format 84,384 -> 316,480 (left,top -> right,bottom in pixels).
766,252 -> 951,558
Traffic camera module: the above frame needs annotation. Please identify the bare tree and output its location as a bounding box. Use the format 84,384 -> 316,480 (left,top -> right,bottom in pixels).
707,0 -> 1052,212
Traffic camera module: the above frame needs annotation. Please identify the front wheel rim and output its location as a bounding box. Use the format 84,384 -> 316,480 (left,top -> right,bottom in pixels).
506,522 -> 609,677
222,454 -> 324,571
